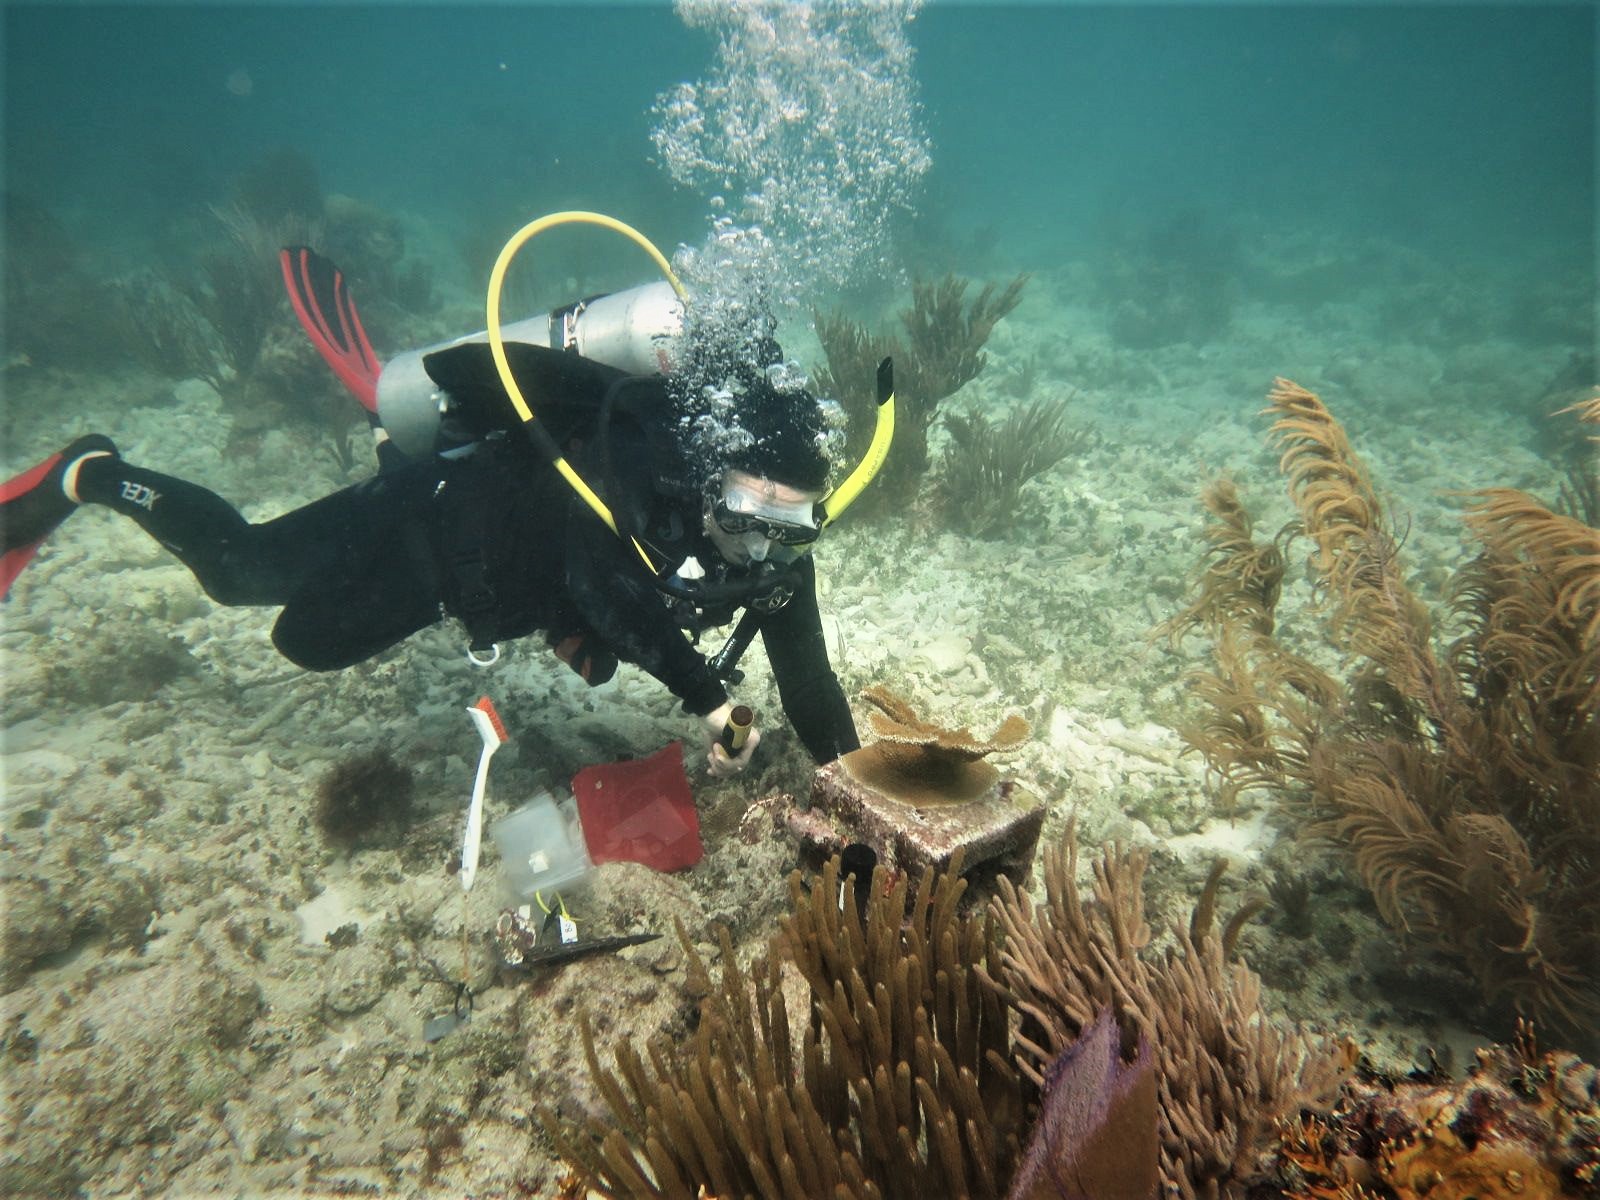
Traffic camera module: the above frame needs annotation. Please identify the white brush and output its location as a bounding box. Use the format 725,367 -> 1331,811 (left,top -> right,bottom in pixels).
460,695 -> 508,893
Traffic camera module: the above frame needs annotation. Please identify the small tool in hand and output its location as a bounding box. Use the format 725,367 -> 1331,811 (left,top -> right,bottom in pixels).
718,704 -> 754,754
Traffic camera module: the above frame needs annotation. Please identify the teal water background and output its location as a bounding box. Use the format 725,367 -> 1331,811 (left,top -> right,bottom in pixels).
918,4 -> 1592,263
5,2 -> 1591,336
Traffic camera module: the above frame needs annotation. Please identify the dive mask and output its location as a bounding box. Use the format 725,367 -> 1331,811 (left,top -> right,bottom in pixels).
711,476 -> 822,547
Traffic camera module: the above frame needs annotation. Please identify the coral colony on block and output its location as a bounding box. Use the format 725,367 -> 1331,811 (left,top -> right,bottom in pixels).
786,684 -> 1044,885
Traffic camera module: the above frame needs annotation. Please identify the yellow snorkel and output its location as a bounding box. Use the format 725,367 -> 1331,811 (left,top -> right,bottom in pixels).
485,211 -> 686,570
819,356 -> 895,526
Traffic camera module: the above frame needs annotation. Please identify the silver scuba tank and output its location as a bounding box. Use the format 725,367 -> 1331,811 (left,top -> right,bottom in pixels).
373,280 -> 684,457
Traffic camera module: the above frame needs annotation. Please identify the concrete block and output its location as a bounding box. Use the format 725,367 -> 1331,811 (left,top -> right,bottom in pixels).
787,752 -> 1046,887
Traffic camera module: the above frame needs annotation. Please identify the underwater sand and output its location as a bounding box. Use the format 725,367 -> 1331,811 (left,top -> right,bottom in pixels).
0,229 -> 1582,1195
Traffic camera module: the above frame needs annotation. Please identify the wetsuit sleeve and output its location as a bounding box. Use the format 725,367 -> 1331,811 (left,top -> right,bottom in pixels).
760,556 -> 860,763
564,512 -> 729,716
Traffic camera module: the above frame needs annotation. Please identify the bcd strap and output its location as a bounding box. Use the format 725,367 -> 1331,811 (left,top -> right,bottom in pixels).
450,545 -> 499,654
434,472 -> 504,656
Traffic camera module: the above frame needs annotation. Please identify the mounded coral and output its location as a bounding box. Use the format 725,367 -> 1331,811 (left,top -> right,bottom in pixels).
0,856 -> 159,991
42,617 -> 200,709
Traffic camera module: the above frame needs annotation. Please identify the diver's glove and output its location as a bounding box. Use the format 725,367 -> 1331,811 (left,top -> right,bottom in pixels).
703,700 -> 760,778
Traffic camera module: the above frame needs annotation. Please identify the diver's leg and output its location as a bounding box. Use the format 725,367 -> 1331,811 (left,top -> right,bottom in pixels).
73,454 -> 446,614
72,454 -> 306,605
28,447 -> 444,670
0,434 -> 118,596
269,553 -> 443,669
265,468 -> 448,670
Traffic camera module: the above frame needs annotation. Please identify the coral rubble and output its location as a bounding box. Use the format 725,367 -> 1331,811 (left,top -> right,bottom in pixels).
1272,1023 -> 1600,1200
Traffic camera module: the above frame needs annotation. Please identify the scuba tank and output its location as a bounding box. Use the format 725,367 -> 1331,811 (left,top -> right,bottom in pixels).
374,280 -> 684,457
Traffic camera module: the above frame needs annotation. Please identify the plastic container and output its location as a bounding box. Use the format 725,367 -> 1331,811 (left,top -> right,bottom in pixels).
490,791 -> 593,905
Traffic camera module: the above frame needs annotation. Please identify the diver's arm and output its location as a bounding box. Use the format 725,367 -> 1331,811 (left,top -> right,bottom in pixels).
565,513 -> 729,716
760,556 -> 860,763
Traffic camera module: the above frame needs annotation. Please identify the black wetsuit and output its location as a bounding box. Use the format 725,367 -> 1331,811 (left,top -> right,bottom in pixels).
74,364 -> 859,764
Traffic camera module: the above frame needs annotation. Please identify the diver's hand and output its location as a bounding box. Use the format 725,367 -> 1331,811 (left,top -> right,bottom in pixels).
703,702 -> 760,778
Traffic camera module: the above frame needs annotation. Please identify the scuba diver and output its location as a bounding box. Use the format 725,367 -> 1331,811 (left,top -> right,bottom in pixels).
0,219 -> 895,777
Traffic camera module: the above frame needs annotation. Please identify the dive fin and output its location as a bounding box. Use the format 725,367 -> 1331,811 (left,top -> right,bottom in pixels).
0,452 -> 63,598
0,434 -> 117,599
279,246 -> 382,413
0,544 -> 42,598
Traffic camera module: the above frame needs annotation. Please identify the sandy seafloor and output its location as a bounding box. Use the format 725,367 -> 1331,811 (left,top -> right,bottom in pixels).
0,230 -> 1586,1196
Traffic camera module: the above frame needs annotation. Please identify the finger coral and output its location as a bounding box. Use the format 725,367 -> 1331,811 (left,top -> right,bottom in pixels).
545,825 -> 1346,1200
543,852 -> 1028,1200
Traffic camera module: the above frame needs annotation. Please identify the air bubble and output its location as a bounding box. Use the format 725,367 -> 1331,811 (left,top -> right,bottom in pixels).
651,0 -> 927,479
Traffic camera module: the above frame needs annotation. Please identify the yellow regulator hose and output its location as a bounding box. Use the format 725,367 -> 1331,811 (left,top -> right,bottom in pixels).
484,211 -> 686,545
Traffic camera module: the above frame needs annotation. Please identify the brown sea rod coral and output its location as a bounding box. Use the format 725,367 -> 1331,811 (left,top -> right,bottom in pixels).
543,854 -> 1028,1199
546,824 -> 1349,1200
936,396 -> 1086,539
983,824 -> 1349,1200
1169,379 -> 1600,1040
814,272 -> 1028,509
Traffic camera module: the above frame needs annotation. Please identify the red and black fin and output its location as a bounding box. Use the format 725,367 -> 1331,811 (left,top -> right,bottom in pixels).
279,246 -> 381,413
0,434 -> 117,599
0,451 -> 65,597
